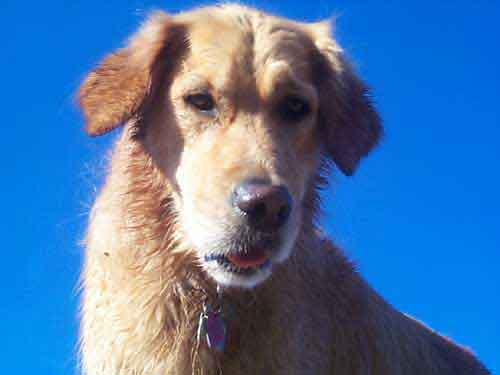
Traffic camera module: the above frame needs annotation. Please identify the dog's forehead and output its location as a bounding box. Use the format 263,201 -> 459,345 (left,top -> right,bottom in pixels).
179,8 -> 317,93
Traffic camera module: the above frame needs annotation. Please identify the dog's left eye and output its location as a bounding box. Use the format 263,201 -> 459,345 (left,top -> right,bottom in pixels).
279,96 -> 311,122
185,93 -> 215,112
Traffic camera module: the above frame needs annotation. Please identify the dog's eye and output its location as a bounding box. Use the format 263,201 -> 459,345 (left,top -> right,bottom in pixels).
185,93 -> 215,112
279,96 -> 310,122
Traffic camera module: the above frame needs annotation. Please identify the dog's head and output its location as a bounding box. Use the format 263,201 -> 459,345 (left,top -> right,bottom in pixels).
78,5 -> 382,288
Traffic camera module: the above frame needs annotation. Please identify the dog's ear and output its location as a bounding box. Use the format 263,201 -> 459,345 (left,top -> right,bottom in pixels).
78,12 -> 185,136
310,21 -> 382,176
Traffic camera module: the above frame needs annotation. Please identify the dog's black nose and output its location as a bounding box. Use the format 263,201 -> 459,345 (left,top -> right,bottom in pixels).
233,179 -> 292,230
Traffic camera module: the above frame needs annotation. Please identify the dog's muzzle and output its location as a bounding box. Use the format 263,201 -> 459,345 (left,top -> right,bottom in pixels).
201,179 -> 294,287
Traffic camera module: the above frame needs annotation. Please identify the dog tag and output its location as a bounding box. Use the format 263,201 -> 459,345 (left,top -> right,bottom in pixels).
205,310 -> 227,352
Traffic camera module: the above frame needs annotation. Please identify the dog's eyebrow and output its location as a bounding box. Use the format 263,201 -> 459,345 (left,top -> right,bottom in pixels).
173,74 -> 213,98
182,73 -> 212,87
258,61 -> 317,104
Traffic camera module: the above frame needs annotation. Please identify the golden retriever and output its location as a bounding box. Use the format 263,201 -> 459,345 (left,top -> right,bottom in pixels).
77,4 -> 489,374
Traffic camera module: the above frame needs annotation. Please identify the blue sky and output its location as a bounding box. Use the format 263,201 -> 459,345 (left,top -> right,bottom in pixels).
1,0 -> 498,373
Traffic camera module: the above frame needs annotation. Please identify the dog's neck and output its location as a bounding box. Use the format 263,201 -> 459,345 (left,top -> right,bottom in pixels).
145,255 -> 286,374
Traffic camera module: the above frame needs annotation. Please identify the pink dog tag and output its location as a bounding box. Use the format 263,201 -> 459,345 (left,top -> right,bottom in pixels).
205,310 -> 226,352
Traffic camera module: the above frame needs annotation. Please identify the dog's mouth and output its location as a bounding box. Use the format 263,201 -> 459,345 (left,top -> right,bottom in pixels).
198,228 -> 291,287
204,248 -> 271,275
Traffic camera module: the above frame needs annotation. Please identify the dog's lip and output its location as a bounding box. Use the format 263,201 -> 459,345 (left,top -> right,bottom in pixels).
227,248 -> 268,268
204,249 -> 271,272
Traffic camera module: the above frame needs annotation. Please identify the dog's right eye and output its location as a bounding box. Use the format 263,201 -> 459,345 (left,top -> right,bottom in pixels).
184,93 -> 215,112
278,95 -> 311,123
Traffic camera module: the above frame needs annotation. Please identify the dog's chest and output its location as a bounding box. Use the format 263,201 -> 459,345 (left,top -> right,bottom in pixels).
195,290 -> 330,374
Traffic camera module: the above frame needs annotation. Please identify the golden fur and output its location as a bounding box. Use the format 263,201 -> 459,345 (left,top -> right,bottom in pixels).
78,4 -> 489,374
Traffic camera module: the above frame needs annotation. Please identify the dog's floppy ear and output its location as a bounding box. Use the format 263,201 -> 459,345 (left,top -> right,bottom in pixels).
78,12 -> 184,136
310,21 -> 382,176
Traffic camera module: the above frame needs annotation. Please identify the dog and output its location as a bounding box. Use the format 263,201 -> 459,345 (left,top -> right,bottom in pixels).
77,4 -> 489,374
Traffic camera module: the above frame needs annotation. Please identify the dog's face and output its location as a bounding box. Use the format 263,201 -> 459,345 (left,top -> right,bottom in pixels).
78,5 -> 381,288
162,16 -> 321,287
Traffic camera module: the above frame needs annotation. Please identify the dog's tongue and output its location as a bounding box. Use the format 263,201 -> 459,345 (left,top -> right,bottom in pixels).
228,249 -> 268,268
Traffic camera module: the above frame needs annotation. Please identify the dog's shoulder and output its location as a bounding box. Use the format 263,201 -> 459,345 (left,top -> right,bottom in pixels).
401,314 -> 491,374
296,232 -> 490,374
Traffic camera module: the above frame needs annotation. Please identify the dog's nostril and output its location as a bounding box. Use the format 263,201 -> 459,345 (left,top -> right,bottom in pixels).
249,202 -> 267,219
277,205 -> 290,223
233,180 -> 292,230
